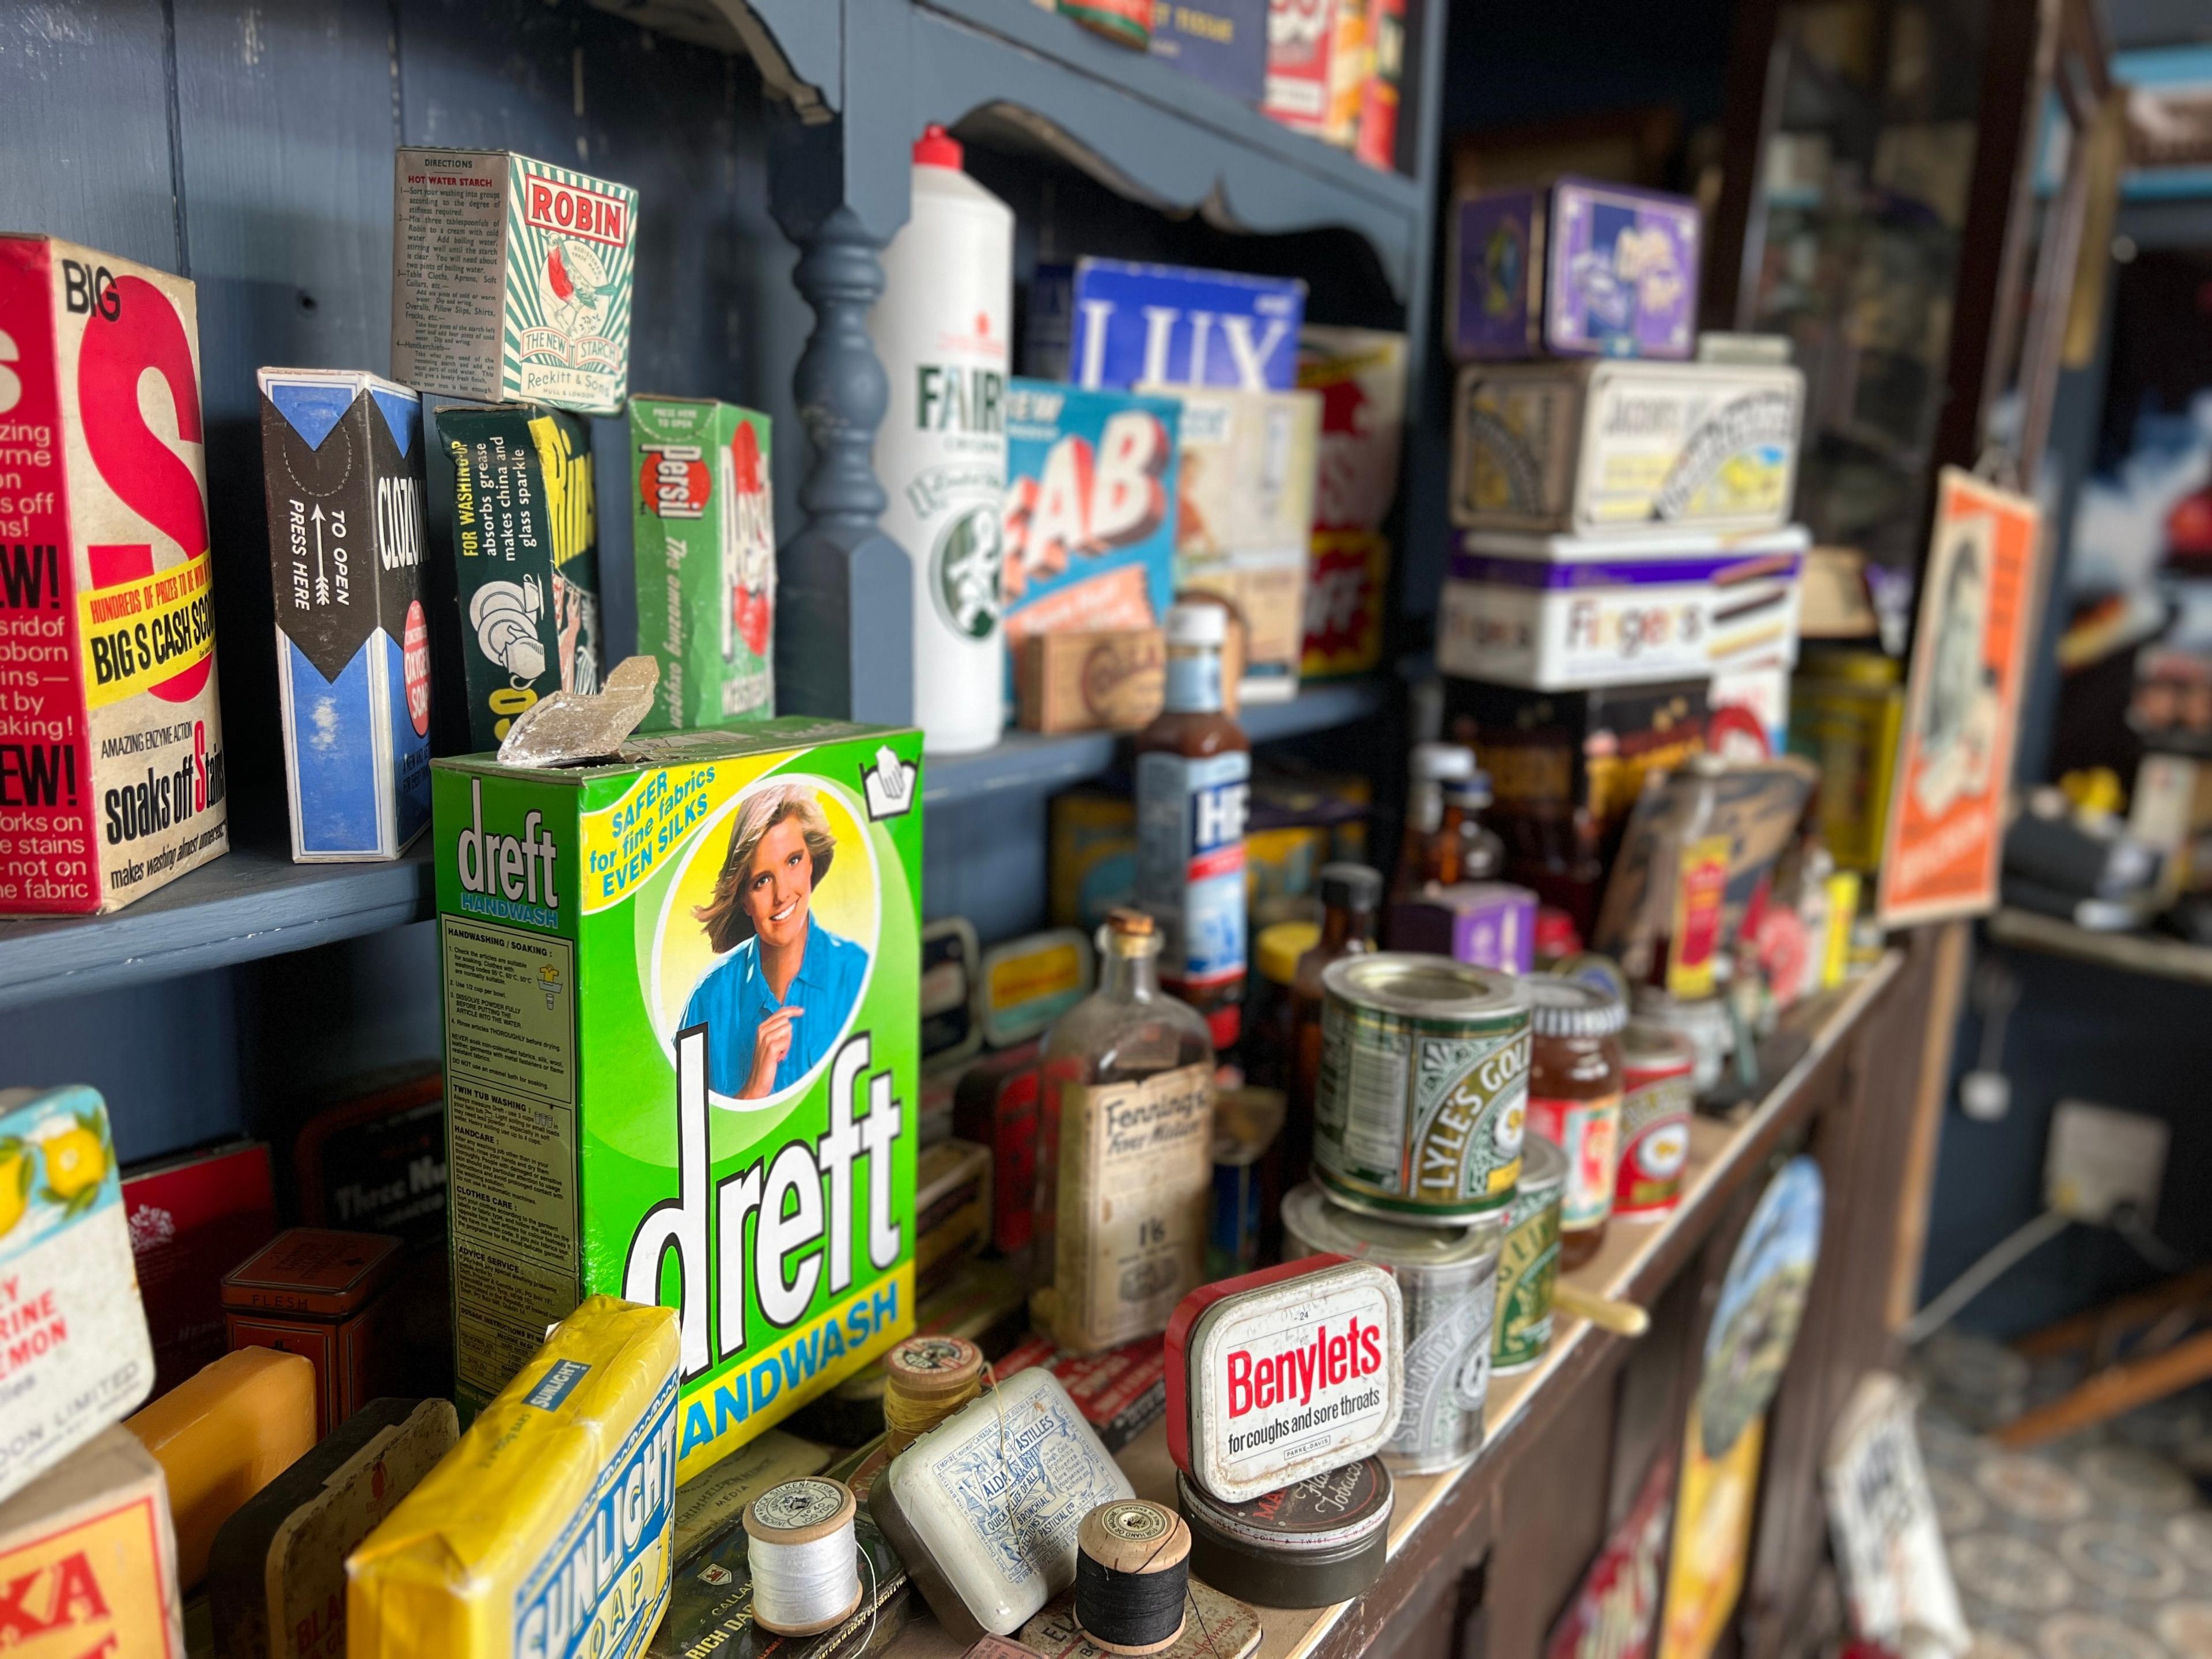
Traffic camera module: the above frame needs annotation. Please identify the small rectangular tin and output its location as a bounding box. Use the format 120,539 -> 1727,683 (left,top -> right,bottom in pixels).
221,1229 -> 409,1436
1450,359 -> 1803,536
1449,180 -> 1700,362
922,916 -> 983,1066
871,1368 -> 1132,1642
1384,880 -> 1538,972
978,927 -> 1095,1049
1164,1255 -> 1404,1503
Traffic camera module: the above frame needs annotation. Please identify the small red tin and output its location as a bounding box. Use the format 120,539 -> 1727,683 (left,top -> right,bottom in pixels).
221,1228 -> 408,1437
1164,1254 -> 1404,1503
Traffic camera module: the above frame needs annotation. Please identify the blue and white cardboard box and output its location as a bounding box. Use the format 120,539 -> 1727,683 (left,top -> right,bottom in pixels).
257,368 -> 433,861
1068,259 -> 1307,391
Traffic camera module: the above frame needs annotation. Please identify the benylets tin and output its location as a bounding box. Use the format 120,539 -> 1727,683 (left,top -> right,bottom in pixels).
1491,1135 -> 1565,1375
1616,1018 -> 1695,1217
1282,1184 -> 1503,1475
1174,1459 -> 1392,1609
1313,955 -> 1531,1224
1164,1255 -> 1404,1505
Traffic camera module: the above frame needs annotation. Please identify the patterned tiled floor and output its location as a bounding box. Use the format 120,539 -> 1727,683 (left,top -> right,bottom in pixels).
1919,1392 -> 2212,1659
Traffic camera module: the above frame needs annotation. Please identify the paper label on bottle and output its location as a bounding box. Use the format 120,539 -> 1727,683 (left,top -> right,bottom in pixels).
1055,1063 -> 1212,1351
1528,1092 -> 1620,1230
1666,834 -> 1731,998
1135,750 -> 1250,986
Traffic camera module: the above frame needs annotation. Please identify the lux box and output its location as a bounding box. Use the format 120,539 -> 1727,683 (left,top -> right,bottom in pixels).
1437,528 -> 1807,692
1165,1255 -> 1403,1503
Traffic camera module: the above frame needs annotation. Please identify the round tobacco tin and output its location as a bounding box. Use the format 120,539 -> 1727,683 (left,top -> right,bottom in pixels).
1491,1134 -> 1566,1375
1175,1459 -> 1392,1609
1282,1183 -> 1503,1474
1313,954 -> 1531,1225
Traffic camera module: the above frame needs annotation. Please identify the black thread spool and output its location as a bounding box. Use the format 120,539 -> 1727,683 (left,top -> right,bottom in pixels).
1075,1499 -> 1191,1656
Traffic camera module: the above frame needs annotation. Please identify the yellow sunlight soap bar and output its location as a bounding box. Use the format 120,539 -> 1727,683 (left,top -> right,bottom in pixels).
0,1425 -> 183,1655
346,1294 -> 680,1658
124,1345 -> 317,1591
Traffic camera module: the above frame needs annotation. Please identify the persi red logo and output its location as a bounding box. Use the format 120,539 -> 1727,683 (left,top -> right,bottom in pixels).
524,180 -> 629,248
639,445 -> 710,520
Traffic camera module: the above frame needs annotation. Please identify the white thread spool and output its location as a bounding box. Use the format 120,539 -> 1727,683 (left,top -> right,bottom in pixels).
745,1477 -> 863,1635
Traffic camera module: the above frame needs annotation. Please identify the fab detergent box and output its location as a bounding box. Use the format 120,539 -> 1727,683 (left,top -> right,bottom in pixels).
392,149 -> 638,415
433,720 -> 922,1479
257,368 -> 433,861
0,237 -> 227,915
1001,380 -> 1181,702
630,396 -> 776,729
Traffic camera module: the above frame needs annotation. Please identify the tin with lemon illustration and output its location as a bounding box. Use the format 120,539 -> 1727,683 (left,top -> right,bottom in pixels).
1450,359 -> 1803,536
0,1086 -> 157,1507
431,720 -> 922,1480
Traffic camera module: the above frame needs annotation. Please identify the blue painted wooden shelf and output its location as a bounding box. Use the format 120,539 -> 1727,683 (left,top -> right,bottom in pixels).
923,675 -> 1389,806
0,845 -> 434,1014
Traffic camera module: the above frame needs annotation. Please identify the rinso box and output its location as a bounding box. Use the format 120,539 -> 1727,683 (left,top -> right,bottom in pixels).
392,149 -> 638,414
1450,359 -> 1804,536
1165,1256 -> 1404,1503
0,236 -> 228,915
257,368 -> 433,861
630,396 -> 776,728
433,720 -> 922,1479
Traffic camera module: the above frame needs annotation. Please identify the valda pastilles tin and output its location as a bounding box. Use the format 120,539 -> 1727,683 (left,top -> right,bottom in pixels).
1164,1255 -> 1404,1505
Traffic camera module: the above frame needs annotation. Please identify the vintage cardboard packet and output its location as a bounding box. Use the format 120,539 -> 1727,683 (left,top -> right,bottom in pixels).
392,149 -> 637,414
1298,327 -> 1404,677
433,720 -> 921,1479
0,237 -> 226,914
425,400 -> 601,752
1072,260 -> 1306,390
259,368 -> 433,860
631,395 -> 776,728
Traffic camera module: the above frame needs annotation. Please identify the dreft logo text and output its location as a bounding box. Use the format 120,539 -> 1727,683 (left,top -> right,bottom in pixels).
456,777 -> 560,927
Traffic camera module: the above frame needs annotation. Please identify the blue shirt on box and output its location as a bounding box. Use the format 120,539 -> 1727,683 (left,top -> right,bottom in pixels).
683,917 -> 866,1097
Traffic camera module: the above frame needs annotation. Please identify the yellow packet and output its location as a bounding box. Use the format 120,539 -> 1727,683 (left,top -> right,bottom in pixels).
347,1295 -> 679,1657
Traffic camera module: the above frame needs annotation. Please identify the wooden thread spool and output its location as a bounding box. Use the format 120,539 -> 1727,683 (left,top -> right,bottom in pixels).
882,1334 -> 984,1452
1075,1499 -> 1191,1656
745,1477 -> 863,1635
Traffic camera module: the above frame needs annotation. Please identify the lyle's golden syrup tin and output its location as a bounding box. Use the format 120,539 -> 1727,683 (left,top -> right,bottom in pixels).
1491,1135 -> 1566,1375
1313,955 -> 1531,1224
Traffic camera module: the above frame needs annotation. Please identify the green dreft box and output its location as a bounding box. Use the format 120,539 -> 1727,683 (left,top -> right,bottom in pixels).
432,719 -> 922,1480
630,396 -> 777,728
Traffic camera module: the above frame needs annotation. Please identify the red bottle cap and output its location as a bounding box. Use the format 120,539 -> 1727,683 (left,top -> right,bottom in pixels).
913,124 -> 964,169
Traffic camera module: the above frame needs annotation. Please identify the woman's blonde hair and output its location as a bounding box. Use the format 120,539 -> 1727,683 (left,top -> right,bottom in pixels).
695,783 -> 837,953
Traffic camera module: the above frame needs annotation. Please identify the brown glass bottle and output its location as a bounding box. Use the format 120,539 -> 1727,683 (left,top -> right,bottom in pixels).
1033,908 -> 1215,1351
1134,602 -> 1251,1056
1522,974 -> 1626,1270
1285,862 -> 1382,1198
1392,742 -> 1476,902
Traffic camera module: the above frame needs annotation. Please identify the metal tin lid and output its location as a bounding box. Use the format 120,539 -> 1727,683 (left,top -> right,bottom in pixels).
1174,1459 -> 1392,1551
1621,1017 -> 1696,1072
1514,1132 -> 1569,1199
1281,1183 -> 1504,1272
1320,952 -> 1528,1021
1256,922 -> 1320,986
1523,974 -> 1627,1039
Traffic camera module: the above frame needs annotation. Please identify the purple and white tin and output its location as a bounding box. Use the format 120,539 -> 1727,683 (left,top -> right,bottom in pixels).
1437,527 -> 1806,691
1448,180 -> 1700,363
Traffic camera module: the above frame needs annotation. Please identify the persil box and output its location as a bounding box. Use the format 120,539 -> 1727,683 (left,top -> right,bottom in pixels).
1164,1255 -> 1403,1504
1450,358 -> 1804,537
0,236 -> 228,915
1438,528 -> 1806,692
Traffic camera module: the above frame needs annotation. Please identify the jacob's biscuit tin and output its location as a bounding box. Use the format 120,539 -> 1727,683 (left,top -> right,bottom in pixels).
392,150 -> 638,415
347,1296 -> 679,1657
433,721 -> 922,1479
0,237 -> 226,914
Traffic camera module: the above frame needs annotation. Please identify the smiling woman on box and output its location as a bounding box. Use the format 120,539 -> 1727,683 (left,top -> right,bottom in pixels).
685,783 -> 866,1099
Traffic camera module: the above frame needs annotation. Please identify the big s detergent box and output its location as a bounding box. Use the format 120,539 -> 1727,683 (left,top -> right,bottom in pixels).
433,720 -> 922,1480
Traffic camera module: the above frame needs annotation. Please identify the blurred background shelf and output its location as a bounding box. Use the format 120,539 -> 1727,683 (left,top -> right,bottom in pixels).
1986,906 -> 2212,987
923,674 -> 1391,807
0,845 -> 433,1014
